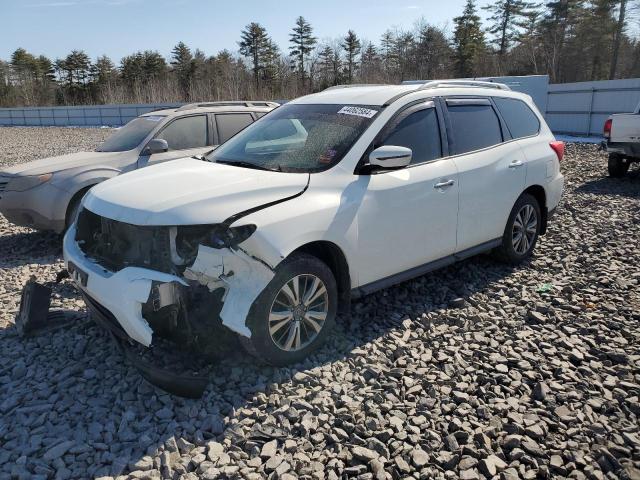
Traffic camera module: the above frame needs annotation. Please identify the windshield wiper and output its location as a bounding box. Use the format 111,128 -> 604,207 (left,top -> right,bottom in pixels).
215,160 -> 275,171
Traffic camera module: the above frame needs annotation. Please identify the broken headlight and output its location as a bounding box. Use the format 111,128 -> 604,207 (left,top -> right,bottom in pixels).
209,224 -> 257,248
174,224 -> 257,266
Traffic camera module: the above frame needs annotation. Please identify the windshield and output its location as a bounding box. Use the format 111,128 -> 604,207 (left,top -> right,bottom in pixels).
205,104 -> 380,172
96,115 -> 165,152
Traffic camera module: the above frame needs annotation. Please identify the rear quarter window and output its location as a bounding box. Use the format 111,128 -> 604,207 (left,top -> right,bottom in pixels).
216,113 -> 254,143
447,102 -> 503,154
494,97 -> 540,139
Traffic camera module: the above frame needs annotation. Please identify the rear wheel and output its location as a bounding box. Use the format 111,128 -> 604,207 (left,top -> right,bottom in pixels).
608,153 -> 630,178
495,193 -> 541,264
241,253 -> 337,365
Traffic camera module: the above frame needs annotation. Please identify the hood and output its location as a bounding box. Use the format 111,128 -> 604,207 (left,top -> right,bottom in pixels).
1,151 -> 128,176
83,158 -> 310,226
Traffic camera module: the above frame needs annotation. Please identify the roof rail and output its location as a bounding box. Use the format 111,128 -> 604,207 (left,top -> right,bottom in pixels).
324,84 -> 390,91
404,79 -> 511,91
176,101 -> 280,111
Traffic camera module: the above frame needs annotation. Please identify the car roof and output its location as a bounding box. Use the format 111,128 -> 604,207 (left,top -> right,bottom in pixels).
290,81 -> 529,107
141,103 -> 277,118
291,85 -> 418,106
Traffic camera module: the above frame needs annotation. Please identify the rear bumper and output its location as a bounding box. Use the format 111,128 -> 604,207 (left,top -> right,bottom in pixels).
547,172 -> 564,213
603,141 -> 640,158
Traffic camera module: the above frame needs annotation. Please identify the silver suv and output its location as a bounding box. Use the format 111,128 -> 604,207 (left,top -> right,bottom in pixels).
0,101 -> 278,232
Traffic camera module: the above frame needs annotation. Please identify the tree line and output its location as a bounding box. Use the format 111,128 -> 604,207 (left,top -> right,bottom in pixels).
1,0 -> 638,107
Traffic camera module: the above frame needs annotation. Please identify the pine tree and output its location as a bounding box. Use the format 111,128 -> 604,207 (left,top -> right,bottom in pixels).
539,0 -> 585,81
289,16 -> 317,87
416,24 -> 453,80
171,41 -> 195,100
262,39 -> 281,90
453,0 -> 487,77
341,30 -> 361,83
359,42 -> 380,83
318,45 -> 336,87
120,51 -> 166,86
141,51 -> 167,80
610,0 -> 628,78
393,31 -> 415,81
575,0 -> 617,80
483,0 -> 538,57
92,55 -> 116,85
239,22 -> 271,90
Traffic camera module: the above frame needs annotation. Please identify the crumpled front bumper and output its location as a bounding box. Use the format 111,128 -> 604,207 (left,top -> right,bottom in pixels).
63,225 -> 188,346
63,223 -> 276,348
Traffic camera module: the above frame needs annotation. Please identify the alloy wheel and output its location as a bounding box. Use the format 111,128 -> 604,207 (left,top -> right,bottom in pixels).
512,204 -> 538,255
268,274 -> 329,352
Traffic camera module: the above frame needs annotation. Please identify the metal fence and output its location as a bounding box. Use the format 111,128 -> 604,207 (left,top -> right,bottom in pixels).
546,78 -> 640,136
0,102 -> 182,127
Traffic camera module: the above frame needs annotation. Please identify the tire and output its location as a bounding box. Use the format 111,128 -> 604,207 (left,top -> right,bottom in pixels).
608,153 -> 630,178
65,187 -> 92,231
64,197 -> 82,231
495,193 -> 541,264
240,253 -> 337,366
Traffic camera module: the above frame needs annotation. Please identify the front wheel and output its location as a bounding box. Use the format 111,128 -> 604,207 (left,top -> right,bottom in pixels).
608,153 -> 630,178
241,253 -> 337,366
495,193 -> 541,264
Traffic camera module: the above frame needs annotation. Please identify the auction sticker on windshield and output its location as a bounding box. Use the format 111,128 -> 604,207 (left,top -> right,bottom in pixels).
338,106 -> 378,118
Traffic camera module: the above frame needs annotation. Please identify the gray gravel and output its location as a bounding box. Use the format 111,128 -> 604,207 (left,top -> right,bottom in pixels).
1,127 -> 639,480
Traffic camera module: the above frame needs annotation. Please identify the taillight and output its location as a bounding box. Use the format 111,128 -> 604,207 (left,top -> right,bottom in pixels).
604,118 -> 612,138
550,141 -> 565,162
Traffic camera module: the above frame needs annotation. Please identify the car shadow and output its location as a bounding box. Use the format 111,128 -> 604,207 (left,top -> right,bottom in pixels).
0,229 -> 62,268
0,251 -> 521,478
575,166 -> 640,199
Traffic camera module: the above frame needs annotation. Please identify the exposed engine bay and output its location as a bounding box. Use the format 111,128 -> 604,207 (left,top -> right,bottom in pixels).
75,208 -> 257,275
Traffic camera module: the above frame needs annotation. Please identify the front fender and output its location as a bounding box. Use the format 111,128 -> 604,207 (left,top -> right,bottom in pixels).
238,187 -> 360,286
52,166 -> 125,194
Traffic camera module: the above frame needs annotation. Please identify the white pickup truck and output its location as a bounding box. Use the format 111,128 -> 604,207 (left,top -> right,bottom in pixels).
602,101 -> 640,177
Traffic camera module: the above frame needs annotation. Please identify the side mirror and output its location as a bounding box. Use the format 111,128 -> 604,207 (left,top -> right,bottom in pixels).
368,145 -> 412,169
144,138 -> 168,155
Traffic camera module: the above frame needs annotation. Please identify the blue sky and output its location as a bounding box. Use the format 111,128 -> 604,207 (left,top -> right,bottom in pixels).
1,0 -> 492,63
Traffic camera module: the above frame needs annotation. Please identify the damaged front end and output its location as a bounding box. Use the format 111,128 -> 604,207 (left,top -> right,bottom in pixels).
66,207 -> 275,356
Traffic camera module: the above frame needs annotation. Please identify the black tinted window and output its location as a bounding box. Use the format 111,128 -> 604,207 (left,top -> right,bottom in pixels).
447,103 -> 503,154
381,107 -> 441,164
157,115 -> 207,151
217,113 -> 254,143
494,97 -> 540,138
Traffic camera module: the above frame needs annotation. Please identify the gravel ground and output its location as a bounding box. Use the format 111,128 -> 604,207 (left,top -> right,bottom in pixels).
0,127 -> 639,480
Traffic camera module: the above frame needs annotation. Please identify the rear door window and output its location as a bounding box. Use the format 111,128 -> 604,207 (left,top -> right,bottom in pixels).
156,115 -> 208,151
446,100 -> 503,154
216,113 -> 254,143
379,104 -> 442,165
494,97 -> 540,139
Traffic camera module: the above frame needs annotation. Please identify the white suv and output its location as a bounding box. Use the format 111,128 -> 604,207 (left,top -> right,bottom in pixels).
63,81 -> 564,366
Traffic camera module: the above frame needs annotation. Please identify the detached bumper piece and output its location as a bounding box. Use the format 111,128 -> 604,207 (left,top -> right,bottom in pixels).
16,277 -> 84,337
82,292 -> 210,398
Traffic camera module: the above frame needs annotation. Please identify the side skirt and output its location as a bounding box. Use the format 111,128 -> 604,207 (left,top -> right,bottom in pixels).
351,238 -> 502,299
